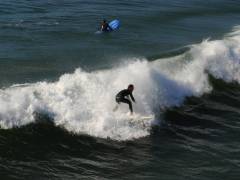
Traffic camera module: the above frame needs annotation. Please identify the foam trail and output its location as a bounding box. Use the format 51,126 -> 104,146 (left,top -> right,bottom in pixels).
0,26 -> 240,140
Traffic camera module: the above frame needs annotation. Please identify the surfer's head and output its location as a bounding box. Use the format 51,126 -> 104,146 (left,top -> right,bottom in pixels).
128,84 -> 134,92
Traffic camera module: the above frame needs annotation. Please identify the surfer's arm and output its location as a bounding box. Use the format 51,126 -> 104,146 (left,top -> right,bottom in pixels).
130,93 -> 135,102
107,24 -> 112,31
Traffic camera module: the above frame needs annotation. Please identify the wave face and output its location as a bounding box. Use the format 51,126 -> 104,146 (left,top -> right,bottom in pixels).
0,27 -> 240,140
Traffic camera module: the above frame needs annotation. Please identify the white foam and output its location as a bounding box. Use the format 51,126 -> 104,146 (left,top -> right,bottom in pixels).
0,26 -> 240,140
0,62 -> 156,140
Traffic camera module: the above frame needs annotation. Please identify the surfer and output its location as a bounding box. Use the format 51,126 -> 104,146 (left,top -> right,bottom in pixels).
114,84 -> 136,115
101,19 -> 112,32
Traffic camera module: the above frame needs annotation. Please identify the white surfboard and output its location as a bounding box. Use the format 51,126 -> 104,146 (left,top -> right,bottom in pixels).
128,114 -> 154,122
128,114 -> 154,128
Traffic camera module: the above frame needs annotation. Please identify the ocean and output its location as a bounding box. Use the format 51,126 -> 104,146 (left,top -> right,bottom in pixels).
1,0 -> 240,179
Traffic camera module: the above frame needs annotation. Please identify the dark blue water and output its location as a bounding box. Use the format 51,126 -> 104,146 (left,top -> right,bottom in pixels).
1,0 -> 240,179
1,0 -> 239,85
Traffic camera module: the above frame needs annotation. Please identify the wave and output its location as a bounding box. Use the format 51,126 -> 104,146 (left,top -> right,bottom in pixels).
0,26 -> 240,140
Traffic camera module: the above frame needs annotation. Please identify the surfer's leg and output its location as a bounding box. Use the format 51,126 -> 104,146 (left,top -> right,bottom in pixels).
113,97 -> 121,112
121,98 -> 133,113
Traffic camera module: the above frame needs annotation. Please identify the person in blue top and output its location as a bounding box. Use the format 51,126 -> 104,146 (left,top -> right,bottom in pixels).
101,19 -> 112,32
114,84 -> 136,115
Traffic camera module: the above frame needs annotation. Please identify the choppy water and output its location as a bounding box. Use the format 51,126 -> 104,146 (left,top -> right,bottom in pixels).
1,0 -> 240,179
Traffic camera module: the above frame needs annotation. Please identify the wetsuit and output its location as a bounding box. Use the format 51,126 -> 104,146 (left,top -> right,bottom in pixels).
101,22 -> 112,32
115,89 -> 135,113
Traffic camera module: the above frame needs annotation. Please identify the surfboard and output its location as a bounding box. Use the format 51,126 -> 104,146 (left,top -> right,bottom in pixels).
108,19 -> 120,30
128,114 -> 154,128
130,115 -> 154,122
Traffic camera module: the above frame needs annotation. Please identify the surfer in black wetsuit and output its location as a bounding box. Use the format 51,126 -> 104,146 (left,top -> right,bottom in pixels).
114,84 -> 136,115
101,19 -> 112,32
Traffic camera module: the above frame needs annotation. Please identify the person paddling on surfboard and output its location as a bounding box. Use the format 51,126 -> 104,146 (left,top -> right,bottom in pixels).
101,19 -> 112,32
113,84 -> 136,115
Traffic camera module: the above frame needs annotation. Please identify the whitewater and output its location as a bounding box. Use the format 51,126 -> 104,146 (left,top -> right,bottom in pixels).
0,27 -> 240,141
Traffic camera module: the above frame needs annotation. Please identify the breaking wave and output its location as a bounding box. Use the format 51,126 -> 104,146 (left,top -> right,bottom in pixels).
0,26 -> 240,140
